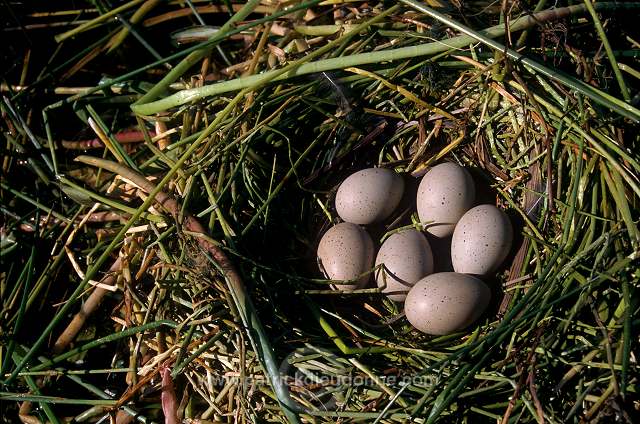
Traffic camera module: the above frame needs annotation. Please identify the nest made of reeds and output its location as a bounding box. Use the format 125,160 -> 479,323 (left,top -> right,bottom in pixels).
1,1 -> 639,423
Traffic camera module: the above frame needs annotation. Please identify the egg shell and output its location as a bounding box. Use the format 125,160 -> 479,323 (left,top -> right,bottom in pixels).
317,222 -> 374,291
404,272 -> 490,335
335,168 -> 404,225
416,162 -> 475,237
375,229 -> 434,302
451,205 -> 513,275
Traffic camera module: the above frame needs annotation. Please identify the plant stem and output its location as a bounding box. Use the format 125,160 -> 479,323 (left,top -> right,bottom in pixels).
399,0 -> 640,121
133,0 -> 262,106
107,0 -> 161,54
55,0 -> 148,42
72,154 -> 303,422
583,0 -> 631,101
0,392 -> 118,405
32,320 -> 176,371
132,2 -> 640,118
39,0 -> 324,116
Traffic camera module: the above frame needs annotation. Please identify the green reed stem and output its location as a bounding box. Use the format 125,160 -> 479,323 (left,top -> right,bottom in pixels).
583,0 -> 631,102
0,392 -> 118,405
399,0 -> 640,121
132,2 -> 640,117
55,0 -> 147,42
30,320 -> 176,372
133,0 -> 262,106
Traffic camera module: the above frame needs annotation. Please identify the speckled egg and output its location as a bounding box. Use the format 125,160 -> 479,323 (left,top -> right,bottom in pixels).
451,205 -> 513,275
335,168 -> 404,225
375,229 -> 434,302
317,222 -> 375,291
416,162 -> 475,237
404,272 -> 491,335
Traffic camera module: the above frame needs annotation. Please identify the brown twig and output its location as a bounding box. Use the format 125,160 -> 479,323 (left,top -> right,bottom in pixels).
62,130 -> 156,149
500,327 -> 544,423
74,156 -> 242,296
161,366 -> 179,424
18,211 -> 125,233
18,400 -> 40,424
142,4 -> 274,27
53,257 -> 123,353
527,352 -> 545,424
500,363 -> 526,424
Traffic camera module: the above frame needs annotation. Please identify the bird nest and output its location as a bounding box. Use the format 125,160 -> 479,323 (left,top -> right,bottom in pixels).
1,1 -> 638,423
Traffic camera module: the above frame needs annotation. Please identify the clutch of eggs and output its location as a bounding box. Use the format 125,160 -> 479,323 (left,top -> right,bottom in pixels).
316,164 -> 513,335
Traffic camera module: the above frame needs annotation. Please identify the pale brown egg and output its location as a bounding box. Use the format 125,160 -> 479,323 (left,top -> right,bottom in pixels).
317,222 -> 374,291
451,205 -> 513,275
404,272 -> 490,335
416,162 -> 475,238
375,229 -> 434,302
335,168 -> 404,225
